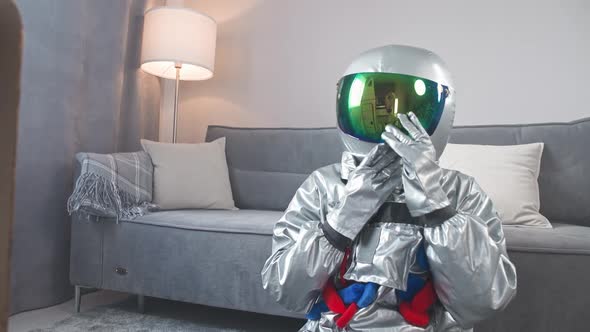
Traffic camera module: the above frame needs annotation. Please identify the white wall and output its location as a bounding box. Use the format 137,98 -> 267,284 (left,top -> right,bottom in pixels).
164,0 -> 590,143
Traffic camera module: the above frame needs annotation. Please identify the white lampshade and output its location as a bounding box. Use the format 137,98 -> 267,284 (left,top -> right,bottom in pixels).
141,6 -> 217,81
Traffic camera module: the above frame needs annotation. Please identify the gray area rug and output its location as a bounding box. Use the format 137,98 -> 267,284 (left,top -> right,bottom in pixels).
30,297 -> 304,332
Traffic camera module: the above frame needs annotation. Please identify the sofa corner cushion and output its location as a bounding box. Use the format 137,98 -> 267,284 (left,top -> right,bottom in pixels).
503,223 -> 590,255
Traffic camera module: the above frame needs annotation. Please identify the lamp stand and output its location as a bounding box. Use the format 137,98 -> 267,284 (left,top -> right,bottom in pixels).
172,63 -> 181,143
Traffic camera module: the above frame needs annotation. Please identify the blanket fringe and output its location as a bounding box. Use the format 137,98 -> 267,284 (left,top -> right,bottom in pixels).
67,173 -> 154,222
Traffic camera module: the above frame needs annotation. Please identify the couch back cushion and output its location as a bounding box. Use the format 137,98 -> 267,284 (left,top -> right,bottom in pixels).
206,127 -> 344,211
206,118 -> 590,226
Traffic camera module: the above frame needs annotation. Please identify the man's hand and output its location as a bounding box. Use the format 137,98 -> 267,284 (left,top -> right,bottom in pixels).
325,144 -> 401,242
381,112 -> 451,218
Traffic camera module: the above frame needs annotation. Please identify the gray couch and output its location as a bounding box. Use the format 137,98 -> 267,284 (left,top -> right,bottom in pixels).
70,118 -> 590,332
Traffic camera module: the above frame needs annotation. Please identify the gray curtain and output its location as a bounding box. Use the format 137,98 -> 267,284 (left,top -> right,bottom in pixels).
11,0 -> 163,314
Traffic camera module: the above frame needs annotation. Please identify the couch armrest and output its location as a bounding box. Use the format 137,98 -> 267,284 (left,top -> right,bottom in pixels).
70,213 -> 105,288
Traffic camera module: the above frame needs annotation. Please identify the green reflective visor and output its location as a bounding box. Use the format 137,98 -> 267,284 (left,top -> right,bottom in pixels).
337,72 -> 450,143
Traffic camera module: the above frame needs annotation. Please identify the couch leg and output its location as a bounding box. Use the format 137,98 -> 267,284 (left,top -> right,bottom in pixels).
137,294 -> 145,313
74,286 -> 81,313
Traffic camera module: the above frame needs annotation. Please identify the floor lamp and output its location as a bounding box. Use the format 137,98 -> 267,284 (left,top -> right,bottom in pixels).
140,6 -> 217,143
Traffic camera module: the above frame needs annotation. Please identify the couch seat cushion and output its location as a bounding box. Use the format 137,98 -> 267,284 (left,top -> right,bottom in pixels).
503,223 -> 590,255
127,209 -> 282,235
130,212 -> 590,255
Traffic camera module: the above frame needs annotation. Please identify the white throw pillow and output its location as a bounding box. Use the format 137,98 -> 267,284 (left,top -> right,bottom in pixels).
140,138 -> 236,210
439,143 -> 551,228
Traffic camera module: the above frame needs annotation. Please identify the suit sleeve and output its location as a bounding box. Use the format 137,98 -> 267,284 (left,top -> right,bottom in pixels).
423,175 -> 517,328
261,173 -> 345,313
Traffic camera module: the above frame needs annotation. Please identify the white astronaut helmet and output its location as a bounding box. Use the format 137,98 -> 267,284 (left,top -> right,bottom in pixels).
336,44 -> 456,159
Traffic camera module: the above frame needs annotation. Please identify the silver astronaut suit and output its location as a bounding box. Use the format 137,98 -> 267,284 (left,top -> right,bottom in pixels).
261,45 -> 517,332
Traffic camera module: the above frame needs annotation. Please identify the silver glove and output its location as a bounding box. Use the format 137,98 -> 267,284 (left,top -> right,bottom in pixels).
381,112 -> 452,219
324,144 -> 401,243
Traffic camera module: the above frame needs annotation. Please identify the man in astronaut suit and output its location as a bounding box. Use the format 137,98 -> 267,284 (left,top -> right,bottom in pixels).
261,45 -> 517,331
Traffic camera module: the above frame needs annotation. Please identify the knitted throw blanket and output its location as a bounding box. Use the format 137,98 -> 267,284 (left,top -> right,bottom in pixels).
67,151 -> 156,221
